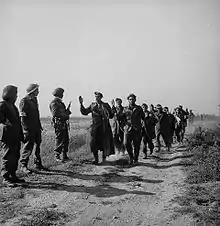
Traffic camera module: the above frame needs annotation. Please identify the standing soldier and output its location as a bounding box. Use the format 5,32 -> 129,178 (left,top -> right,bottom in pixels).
79,92 -> 115,165
155,104 -> 172,152
111,98 -> 125,155
19,83 -> 44,173
141,103 -> 157,159
123,94 -> 145,165
189,109 -> 195,125
0,85 -> 25,187
149,104 -> 156,115
49,88 -> 71,162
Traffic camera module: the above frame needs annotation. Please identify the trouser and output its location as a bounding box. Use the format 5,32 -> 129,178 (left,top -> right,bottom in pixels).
54,127 -> 69,157
124,129 -> 142,161
156,132 -> 171,150
142,135 -> 154,155
113,129 -> 125,153
20,131 -> 42,167
1,142 -> 20,178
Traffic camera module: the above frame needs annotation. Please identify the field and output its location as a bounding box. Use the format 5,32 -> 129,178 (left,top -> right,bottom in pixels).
0,117 -> 219,225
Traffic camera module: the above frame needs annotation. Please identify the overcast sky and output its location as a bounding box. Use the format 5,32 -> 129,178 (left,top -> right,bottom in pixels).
0,0 -> 219,116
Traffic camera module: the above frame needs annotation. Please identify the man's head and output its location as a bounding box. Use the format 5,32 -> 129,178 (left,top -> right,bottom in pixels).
2,85 -> 18,104
142,103 -> 148,112
163,106 -> 169,113
115,98 -> 122,107
127,93 -> 136,106
156,104 -> 163,112
94,91 -> 103,103
53,87 -> 64,99
150,104 -> 154,111
27,83 -> 39,97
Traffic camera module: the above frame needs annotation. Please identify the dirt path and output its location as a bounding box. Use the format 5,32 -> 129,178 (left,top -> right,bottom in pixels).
2,125 -> 202,226
4,146 -> 196,225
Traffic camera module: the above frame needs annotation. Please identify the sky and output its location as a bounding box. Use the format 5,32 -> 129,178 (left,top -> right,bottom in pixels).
0,0 -> 219,116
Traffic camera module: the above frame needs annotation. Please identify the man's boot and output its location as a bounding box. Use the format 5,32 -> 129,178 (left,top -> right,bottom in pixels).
11,173 -> 26,183
34,158 -> 45,170
63,152 -> 70,162
2,176 -> 17,187
20,163 -> 32,174
92,152 -> 99,165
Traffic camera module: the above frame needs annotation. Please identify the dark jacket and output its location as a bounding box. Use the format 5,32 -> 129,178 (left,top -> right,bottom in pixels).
123,104 -> 145,132
49,97 -> 71,130
142,111 -> 158,139
19,95 -> 42,134
0,101 -> 23,144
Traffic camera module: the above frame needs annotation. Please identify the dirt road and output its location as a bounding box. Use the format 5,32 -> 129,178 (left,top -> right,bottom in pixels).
1,124 -> 204,226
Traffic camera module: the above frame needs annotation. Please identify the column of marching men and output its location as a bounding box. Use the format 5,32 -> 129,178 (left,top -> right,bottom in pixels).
0,84 -> 193,187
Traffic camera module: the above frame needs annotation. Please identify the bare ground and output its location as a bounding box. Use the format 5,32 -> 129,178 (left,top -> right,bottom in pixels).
0,125 -> 202,226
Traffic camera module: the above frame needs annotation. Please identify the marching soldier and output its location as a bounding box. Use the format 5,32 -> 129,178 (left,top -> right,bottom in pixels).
49,88 -> 71,162
123,93 -> 145,165
79,92 -> 115,165
155,104 -> 172,152
0,85 -> 25,187
141,103 -> 157,159
19,83 -> 44,173
163,106 -> 176,144
111,98 -> 125,155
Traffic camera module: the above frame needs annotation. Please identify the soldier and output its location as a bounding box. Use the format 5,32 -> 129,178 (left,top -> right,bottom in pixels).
149,104 -> 156,114
19,83 -> 44,173
49,88 -> 71,162
174,106 -> 187,143
155,104 -> 172,152
188,109 -> 195,125
163,106 -> 176,144
141,103 -> 157,159
79,92 -> 115,165
111,98 -> 125,155
0,85 -> 25,187
123,93 -> 145,165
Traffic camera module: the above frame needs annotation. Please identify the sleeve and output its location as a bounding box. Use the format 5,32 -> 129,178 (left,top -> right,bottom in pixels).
106,103 -> 114,119
19,98 -> 28,117
0,102 -> 6,124
80,104 -> 92,116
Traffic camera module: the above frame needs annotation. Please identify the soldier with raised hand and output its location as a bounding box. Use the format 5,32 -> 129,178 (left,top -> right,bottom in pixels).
0,85 -> 25,187
49,88 -> 72,162
111,98 -> 125,155
19,83 -> 44,174
79,92 -> 115,165
123,93 -> 145,165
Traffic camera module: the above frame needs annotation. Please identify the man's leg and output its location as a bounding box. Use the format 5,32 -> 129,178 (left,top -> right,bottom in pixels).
142,135 -> 148,159
156,131 -> 161,152
133,131 -> 142,163
124,131 -> 134,164
63,129 -> 70,160
20,139 -> 34,173
54,128 -> 65,161
148,138 -> 154,155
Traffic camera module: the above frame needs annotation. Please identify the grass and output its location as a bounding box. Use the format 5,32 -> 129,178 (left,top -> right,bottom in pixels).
0,117 -> 92,225
173,125 -> 220,225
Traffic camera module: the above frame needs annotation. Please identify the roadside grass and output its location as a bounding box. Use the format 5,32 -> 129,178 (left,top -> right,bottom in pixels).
172,125 -> 220,225
0,118 -> 92,225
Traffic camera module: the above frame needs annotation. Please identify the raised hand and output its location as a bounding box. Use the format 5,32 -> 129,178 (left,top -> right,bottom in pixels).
79,96 -> 83,104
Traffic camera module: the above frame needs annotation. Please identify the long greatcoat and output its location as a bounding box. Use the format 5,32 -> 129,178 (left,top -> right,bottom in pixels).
80,101 -> 115,156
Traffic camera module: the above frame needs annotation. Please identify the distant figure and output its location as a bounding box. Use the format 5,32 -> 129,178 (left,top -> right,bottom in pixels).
189,110 -> 195,125
79,92 -> 115,165
141,103 -> 157,159
163,106 -> 176,144
19,84 -> 44,174
0,85 -> 25,187
111,98 -> 125,155
123,93 -> 145,165
49,88 -> 72,162
155,104 -> 172,152
149,104 -> 156,114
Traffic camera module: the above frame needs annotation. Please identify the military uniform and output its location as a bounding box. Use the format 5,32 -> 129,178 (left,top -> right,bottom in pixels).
123,104 -> 145,164
112,104 -> 125,154
19,84 -> 43,170
155,105 -> 172,152
49,94 -> 71,160
142,110 -> 157,158
174,108 -> 187,143
80,93 -> 115,164
0,85 -> 25,186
